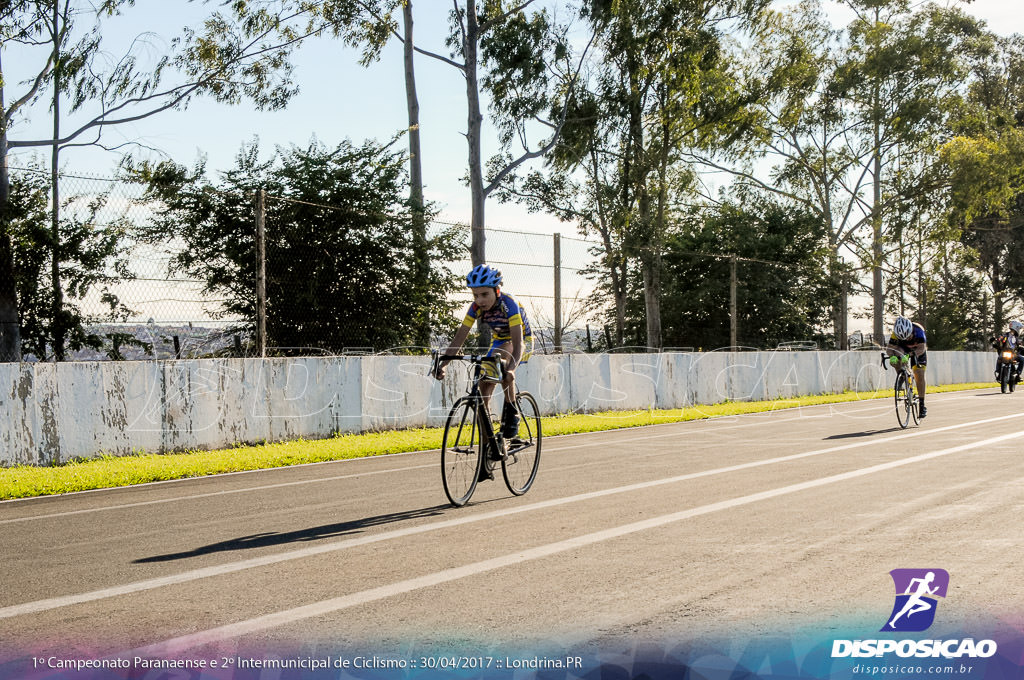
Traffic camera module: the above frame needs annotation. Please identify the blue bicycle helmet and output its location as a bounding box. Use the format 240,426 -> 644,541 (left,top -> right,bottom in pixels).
466,264 -> 502,288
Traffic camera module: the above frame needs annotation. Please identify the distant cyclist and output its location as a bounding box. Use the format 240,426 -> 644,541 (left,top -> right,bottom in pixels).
989,320 -> 1024,383
434,264 -> 534,444
886,316 -> 928,418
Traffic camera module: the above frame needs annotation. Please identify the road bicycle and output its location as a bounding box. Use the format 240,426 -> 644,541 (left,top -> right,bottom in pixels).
880,352 -> 919,429
430,351 -> 542,507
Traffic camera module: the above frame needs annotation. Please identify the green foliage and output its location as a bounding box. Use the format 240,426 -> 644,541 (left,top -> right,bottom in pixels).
919,245 -> 987,350
5,168 -> 136,360
941,33 -> 1024,331
128,138 -> 462,352
652,196 -> 837,350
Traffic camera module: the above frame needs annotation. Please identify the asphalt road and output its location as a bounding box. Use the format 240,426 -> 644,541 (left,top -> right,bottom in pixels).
2,387 -> 1023,670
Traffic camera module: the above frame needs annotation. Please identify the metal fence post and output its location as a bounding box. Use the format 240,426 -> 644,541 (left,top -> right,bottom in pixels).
553,232 -> 562,352
730,255 -> 737,349
256,188 -> 267,358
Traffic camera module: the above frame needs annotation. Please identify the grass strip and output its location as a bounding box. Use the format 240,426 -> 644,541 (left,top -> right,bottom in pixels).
0,382 -> 996,501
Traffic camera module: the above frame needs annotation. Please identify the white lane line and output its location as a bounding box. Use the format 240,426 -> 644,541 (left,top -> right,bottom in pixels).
0,393 -> 968,524
131,426 -> 1024,655
1,410 -> 1017,621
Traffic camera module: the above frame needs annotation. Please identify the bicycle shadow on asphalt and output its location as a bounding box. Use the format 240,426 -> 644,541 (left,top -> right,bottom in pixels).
824,426 -> 903,440
132,504 -> 452,564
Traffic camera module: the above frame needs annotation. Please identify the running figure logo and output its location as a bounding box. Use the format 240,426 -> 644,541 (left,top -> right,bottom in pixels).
881,569 -> 949,632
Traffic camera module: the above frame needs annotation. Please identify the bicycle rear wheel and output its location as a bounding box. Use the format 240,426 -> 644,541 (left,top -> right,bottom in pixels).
441,397 -> 484,507
894,374 -> 911,429
502,391 -> 542,496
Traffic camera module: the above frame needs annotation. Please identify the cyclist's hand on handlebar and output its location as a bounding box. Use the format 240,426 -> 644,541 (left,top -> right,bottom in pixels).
432,354 -> 455,380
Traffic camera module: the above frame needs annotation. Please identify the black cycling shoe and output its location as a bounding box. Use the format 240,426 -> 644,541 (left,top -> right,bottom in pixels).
477,463 -> 494,482
486,438 -> 506,461
918,404 -> 927,418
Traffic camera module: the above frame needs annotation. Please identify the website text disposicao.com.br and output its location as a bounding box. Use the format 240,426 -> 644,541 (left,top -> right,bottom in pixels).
835,638 -> 996,676
852,662 -> 978,675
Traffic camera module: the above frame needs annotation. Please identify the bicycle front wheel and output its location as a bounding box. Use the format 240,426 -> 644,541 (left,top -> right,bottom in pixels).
895,374 -> 911,429
907,377 -> 919,426
441,397 -> 484,507
502,391 -> 542,496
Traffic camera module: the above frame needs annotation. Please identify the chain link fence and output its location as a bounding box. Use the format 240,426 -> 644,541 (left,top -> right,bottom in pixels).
6,166 -> 604,360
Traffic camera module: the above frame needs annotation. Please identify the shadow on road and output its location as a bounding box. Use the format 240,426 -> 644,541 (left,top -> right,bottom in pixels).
824,427 -> 902,440
133,504 -> 450,563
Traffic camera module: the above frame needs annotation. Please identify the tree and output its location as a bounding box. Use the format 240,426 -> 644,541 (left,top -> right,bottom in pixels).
942,33 -> 1024,334
492,88 -> 631,346
1,0 -> 329,360
918,241 -> 987,350
833,0 -> 982,341
688,1 -> 860,347
6,164 -> 135,360
129,139 -> 462,352
689,0 -> 986,346
654,196 -> 837,350
569,0 -> 768,350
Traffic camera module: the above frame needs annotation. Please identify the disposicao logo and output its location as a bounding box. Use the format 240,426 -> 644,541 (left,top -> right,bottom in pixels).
881,568 -> 948,632
831,569 -> 998,659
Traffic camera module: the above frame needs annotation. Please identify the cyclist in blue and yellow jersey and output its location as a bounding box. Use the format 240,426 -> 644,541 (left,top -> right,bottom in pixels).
886,316 -> 928,418
435,264 -> 534,440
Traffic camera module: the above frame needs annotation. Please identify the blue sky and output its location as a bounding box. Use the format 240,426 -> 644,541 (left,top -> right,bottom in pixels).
6,0 -> 1021,235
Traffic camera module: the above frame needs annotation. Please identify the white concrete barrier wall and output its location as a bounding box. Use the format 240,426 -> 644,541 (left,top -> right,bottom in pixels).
0,350 -> 996,466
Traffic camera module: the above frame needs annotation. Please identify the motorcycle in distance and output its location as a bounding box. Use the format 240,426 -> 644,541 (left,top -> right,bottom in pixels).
997,347 -> 1019,394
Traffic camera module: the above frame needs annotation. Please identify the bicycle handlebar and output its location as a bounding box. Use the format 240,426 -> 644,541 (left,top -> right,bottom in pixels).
429,350 -> 501,378
881,351 -> 914,373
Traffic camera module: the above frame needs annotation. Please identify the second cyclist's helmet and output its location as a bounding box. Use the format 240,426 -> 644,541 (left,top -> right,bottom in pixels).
893,316 -> 913,340
1011,320 -> 1023,334
466,264 -> 502,288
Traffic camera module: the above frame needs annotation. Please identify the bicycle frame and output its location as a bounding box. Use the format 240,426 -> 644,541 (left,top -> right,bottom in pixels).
881,351 -> 918,428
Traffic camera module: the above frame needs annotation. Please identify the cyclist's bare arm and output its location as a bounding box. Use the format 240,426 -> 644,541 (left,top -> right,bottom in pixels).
436,325 -> 472,379
506,324 -> 524,373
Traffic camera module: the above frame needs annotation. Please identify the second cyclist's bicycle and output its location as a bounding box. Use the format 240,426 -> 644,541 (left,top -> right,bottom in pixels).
881,352 -> 919,429
431,351 -> 542,507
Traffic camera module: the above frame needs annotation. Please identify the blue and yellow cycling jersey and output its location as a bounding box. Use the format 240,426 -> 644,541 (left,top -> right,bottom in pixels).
889,321 -> 928,367
462,292 -> 533,341
888,321 -> 927,350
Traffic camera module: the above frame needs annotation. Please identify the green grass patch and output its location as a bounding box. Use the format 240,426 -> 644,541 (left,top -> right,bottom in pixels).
0,382 -> 996,501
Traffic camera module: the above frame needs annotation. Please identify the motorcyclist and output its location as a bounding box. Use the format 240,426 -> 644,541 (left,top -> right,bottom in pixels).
990,320 -> 1024,383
